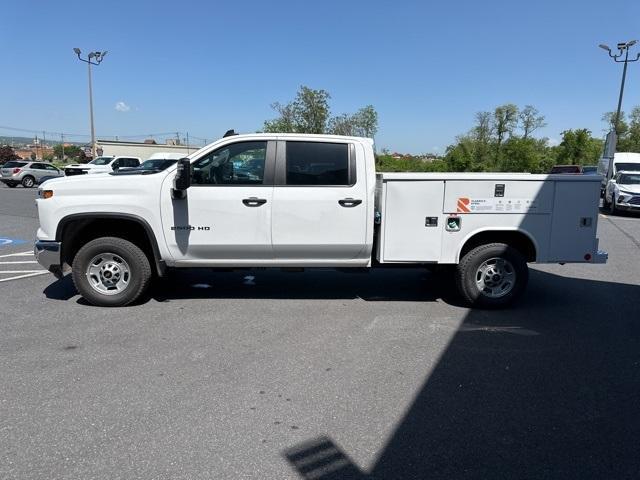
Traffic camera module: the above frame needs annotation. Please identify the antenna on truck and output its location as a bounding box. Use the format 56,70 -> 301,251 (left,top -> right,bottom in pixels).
223,129 -> 238,138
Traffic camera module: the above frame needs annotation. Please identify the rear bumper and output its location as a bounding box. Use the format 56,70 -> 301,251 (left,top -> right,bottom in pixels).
34,240 -> 63,278
0,177 -> 19,184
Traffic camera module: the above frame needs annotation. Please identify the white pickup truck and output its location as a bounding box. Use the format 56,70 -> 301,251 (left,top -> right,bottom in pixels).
34,133 -> 607,308
64,155 -> 141,176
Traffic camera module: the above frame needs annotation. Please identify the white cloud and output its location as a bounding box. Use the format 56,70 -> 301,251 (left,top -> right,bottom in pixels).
115,101 -> 130,112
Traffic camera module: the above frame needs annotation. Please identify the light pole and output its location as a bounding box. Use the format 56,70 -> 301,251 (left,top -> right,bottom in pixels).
73,48 -> 107,158
599,40 -> 639,137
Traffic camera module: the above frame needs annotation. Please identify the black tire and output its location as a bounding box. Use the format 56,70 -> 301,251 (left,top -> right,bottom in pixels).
21,176 -> 35,188
456,243 -> 528,309
71,237 -> 152,307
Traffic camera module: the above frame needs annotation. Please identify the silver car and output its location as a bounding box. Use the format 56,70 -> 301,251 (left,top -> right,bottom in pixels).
0,161 -> 64,188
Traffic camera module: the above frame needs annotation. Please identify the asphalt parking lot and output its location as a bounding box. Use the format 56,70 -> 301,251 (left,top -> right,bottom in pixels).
1,184 -> 639,479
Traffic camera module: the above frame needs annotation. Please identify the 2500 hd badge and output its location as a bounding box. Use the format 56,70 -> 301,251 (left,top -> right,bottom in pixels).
171,225 -> 211,231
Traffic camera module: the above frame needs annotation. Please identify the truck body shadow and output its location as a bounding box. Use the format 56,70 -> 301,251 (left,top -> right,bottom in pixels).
283,271 -> 640,479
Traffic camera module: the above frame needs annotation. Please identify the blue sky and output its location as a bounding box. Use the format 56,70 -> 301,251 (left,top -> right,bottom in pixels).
1,0 -> 640,153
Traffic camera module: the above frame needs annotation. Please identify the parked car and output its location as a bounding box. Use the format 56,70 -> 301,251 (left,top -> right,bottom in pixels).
582,165 -> 598,175
34,132 -> 606,308
0,161 -> 64,188
603,171 -> 640,214
597,151 -> 640,194
550,165 -> 583,174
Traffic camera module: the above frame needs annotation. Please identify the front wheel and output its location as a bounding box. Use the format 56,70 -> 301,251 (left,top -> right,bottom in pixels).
456,243 -> 528,308
609,195 -> 617,215
71,237 -> 152,307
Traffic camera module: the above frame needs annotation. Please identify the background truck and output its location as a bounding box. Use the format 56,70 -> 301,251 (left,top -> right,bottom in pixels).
34,133 -> 607,308
64,155 -> 141,176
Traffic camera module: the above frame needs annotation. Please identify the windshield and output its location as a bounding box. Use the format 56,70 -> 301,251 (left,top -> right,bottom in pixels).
619,174 -> 640,185
614,162 -> 640,173
139,159 -> 177,170
89,156 -> 114,166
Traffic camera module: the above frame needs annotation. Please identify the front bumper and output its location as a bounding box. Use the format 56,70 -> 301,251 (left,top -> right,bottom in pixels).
34,240 -> 63,278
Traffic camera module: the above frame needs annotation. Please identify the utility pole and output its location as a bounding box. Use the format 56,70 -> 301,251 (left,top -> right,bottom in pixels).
42,131 -> 46,161
73,48 -> 108,158
186,132 -> 190,154
60,133 -> 65,162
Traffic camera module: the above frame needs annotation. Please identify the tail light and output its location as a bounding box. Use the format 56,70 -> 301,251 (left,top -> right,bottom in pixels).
13,168 -> 22,174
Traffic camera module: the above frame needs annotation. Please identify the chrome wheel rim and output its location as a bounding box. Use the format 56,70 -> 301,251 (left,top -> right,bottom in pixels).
85,253 -> 131,295
475,257 -> 516,299
24,177 -> 33,187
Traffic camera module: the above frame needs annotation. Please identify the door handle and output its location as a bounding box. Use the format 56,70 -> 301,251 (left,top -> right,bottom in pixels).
242,197 -> 267,207
338,198 -> 362,207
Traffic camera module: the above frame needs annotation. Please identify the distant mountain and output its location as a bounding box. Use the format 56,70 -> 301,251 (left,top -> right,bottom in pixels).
0,135 -> 84,147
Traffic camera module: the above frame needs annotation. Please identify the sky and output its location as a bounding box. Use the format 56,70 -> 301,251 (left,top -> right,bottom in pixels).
1,0 -> 640,153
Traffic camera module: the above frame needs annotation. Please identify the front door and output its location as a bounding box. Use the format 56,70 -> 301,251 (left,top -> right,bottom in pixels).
160,140 -> 275,263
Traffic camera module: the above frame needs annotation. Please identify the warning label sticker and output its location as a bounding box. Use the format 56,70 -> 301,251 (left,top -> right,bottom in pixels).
456,197 -> 539,213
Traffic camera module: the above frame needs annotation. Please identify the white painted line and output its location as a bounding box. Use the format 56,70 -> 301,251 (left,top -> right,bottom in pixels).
0,270 -> 46,274
0,271 -> 50,283
0,250 -> 34,258
0,261 -> 39,264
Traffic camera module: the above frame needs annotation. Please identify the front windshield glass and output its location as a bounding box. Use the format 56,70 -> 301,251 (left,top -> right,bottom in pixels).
139,159 -> 177,170
619,174 -> 640,185
615,162 -> 640,173
89,156 -> 114,166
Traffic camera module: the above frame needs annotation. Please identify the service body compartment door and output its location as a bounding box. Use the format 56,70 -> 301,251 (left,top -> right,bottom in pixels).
548,181 -> 600,262
381,180 -> 445,262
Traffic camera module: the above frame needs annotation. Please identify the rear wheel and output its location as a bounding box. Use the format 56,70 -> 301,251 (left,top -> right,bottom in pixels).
72,237 -> 152,307
21,176 -> 35,188
456,243 -> 528,308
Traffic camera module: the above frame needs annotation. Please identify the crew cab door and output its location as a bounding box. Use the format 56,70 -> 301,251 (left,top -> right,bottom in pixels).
160,140 -> 275,263
271,140 -> 368,262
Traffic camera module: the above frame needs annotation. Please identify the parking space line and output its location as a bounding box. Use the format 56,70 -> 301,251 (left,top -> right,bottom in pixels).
0,261 -> 39,264
0,250 -> 33,258
0,270 -> 47,274
0,271 -> 49,283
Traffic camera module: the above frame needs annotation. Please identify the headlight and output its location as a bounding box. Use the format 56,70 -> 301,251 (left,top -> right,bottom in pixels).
618,189 -> 634,195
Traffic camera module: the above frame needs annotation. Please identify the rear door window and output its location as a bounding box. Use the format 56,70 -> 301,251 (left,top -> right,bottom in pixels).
285,142 -> 351,186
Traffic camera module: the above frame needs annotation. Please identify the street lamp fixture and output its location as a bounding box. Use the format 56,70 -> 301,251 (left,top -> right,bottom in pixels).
73,48 -> 108,158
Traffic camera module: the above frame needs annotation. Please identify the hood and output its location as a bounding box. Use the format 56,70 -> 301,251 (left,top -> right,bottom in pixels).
617,184 -> 640,194
66,163 -> 96,169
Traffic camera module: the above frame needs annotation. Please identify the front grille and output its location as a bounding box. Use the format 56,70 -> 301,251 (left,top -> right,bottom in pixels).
628,196 -> 640,206
64,168 -> 87,176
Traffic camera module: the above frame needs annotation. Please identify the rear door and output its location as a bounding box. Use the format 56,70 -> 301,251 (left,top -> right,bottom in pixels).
271,140 -> 368,262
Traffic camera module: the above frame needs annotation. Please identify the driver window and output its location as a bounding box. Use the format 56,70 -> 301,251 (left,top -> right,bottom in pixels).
191,141 -> 266,185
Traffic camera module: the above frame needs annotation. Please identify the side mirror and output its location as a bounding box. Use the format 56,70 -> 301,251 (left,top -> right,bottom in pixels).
172,158 -> 191,199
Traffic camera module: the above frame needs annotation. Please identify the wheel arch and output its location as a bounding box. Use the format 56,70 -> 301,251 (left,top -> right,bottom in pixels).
457,228 -> 538,263
56,213 -> 166,276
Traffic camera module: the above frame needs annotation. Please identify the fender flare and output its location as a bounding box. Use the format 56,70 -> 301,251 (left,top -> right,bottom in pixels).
55,212 -> 166,276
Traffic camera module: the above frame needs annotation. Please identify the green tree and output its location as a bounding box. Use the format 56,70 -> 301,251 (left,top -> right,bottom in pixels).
602,111 -> 628,137
0,145 -> 19,164
493,104 -> 519,151
327,106 -> 379,138
53,144 -> 85,161
556,129 -> 603,165
617,106 -> 640,152
263,86 -> 331,134
519,105 -> 546,139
